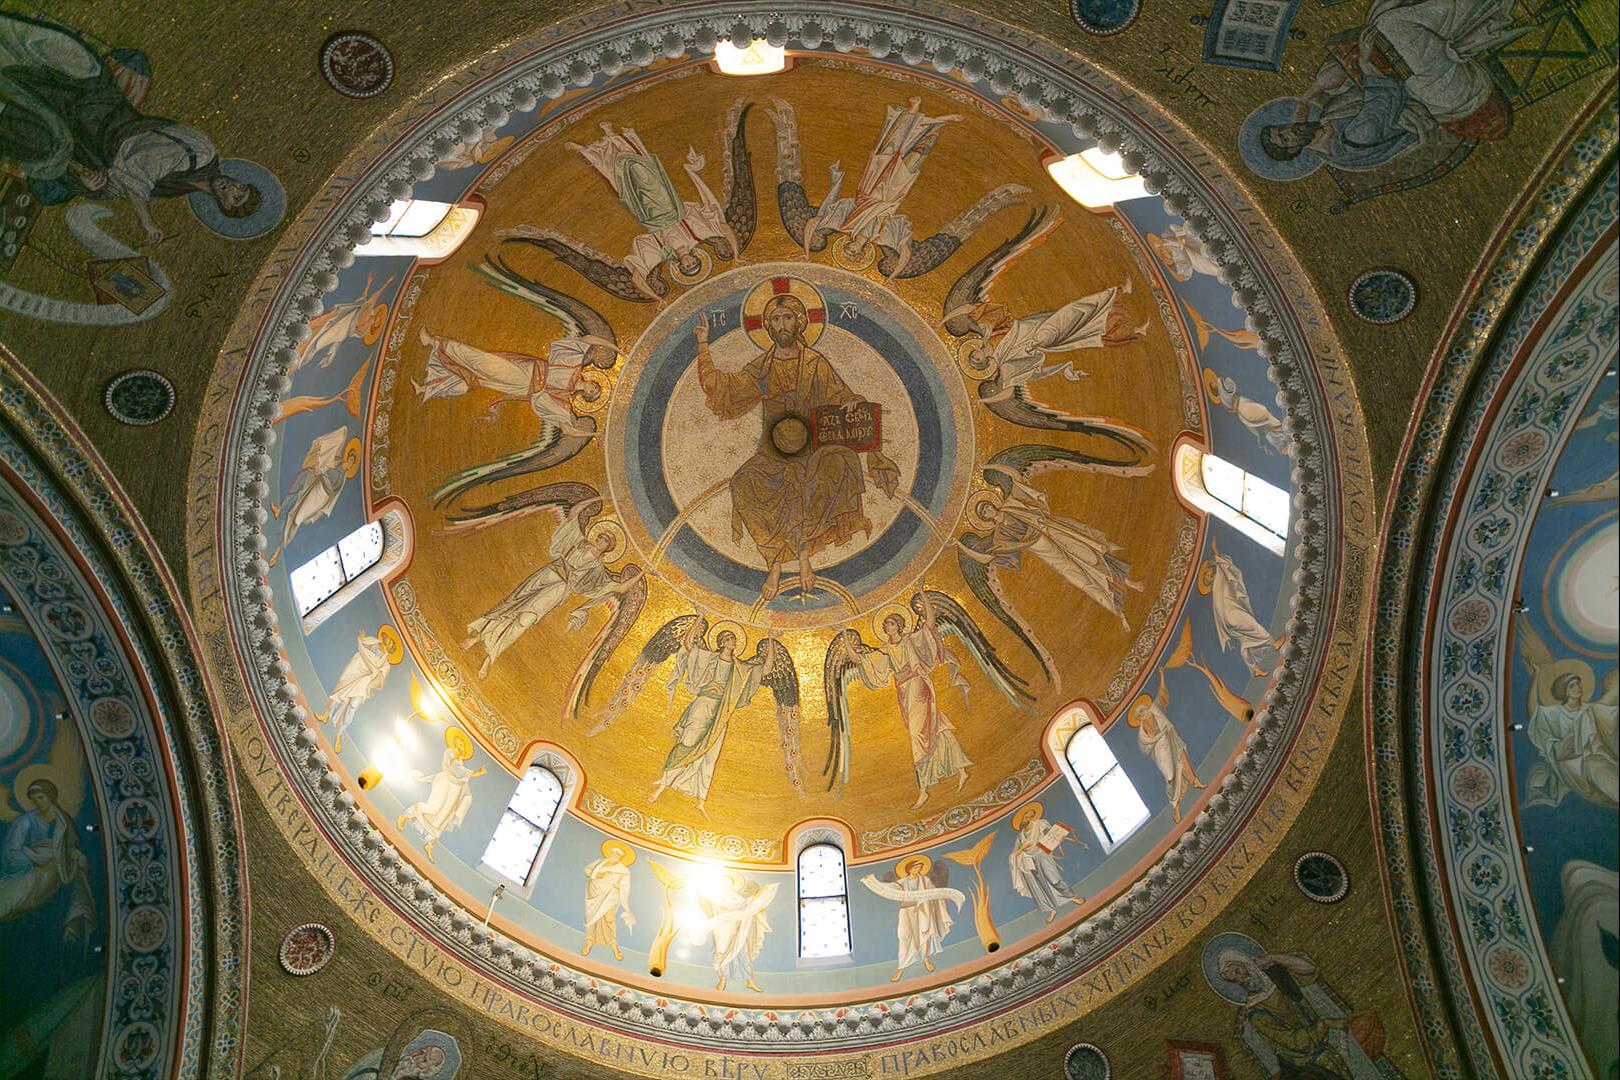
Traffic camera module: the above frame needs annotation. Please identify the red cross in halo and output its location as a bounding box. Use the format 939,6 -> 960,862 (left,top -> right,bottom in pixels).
743,277 -> 825,333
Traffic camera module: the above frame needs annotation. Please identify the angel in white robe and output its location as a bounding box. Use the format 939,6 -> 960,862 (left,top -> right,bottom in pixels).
962,281 -> 1149,400
318,629 -> 395,751
1008,805 -> 1085,923
862,856 -> 964,981
1201,541 -> 1282,677
571,123 -> 734,297
272,426 -> 358,561
415,327 -> 600,435
808,98 -> 960,271
397,734 -> 485,860
1,762 -> 93,941
1148,223 -> 1221,281
1518,617 -> 1618,810
699,875 -> 777,992
463,495 -> 640,679
292,273 -> 394,375
581,842 -> 636,960
962,466 -> 1143,631
1129,673 -> 1206,822
1205,370 -> 1289,456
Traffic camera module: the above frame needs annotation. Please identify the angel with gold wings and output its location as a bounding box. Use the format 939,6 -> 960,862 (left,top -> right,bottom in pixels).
824,590 -> 1034,808
1,718 -> 94,940
590,615 -> 801,813
498,99 -> 756,303
1517,615 -> 1617,809
956,444 -> 1147,691
458,483 -> 646,683
425,256 -> 619,529
940,206 -> 1156,471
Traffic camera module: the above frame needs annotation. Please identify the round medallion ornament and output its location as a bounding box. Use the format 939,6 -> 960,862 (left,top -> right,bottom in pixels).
279,921 -> 336,975
1293,851 -> 1349,903
124,905 -> 168,952
1070,0 -> 1141,35
1063,1042 -> 1111,1079
320,32 -> 394,99
103,369 -> 175,426
1347,268 -> 1417,325
90,696 -> 137,738
0,509 -> 25,545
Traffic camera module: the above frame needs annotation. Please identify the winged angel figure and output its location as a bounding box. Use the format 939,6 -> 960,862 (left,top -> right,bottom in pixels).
941,207 -> 1156,472
824,590 -> 1033,807
497,98 -> 756,302
589,615 -> 802,812
766,96 -> 1026,280
1516,615 -> 1617,810
956,444 -> 1146,690
425,256 -> 618,530
0,718 -> 94,938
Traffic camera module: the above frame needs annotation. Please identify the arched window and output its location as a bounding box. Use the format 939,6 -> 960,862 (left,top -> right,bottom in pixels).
1174,442 -> 1288,554
1045,148 -> 1150,209
480,765 -> 564,887
1063,724 -> 1150,849
354,199 -> 481,260
796,842 -> 852,958
289,520 -> 385,617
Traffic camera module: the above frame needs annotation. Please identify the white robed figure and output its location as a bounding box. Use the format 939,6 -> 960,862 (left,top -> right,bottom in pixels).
318,626 -> 399,751
1517,618 -> 1618,810
649,623 -> 767,813
808,98 -> 961,268
1205,370 -> 1289,457
1130,672 -> 1206,822
1550,861 -> 1619,1077
581,841 -> 636,960
398,728 -> 485,860
698,875 -> 778,992
463,497 -> 634,679
1200,542 -> 1282,677
963,281 -> 1149,399
862,855 -> 964,981
272,426 -> 360,562
291,273 -> 393,375
1,769 -> 94,939
571,122 -> 734,297
1008,802 -> 1085,923
415,327 -> 599,435
1149,223 -> 1221,281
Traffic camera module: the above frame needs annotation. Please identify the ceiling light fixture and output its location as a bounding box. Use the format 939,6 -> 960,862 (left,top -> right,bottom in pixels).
712,38 -> 787,75
1046,147 -> 1150,209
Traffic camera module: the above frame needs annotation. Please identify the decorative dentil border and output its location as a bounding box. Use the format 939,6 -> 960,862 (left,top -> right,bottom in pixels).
196,0 -> 1360,1054
0,358 -> 248,1079
1368,104 -> 1617,1079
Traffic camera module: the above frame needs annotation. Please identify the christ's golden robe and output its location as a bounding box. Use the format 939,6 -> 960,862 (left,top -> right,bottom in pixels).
697,341 -> 873,567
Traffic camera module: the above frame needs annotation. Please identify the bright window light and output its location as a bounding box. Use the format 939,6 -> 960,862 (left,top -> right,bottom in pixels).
480,765 -> 564,886
1046,147 -> 1150,209
1175,443 -> 1288,555
290,520 -> 386,617
797,842 -> 852,958
1064,723 -> 1150,847
356,203 -> 481,260
713,39 -> 787,75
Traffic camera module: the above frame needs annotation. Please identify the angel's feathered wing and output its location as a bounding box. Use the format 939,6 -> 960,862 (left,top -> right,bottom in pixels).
565,567 -> 648,720
589,614 -> 706,735
955,535 -> 1056,690
977,384 -> 1156,473
719,98 -> 758,258
942,204 -> 1061,337
430,425 -> 598,527
765,97 -> 835,252
473,252 -> 618,368
748,637 -> 804,793
822,629 -> 876,799
875,184 -> 1029,280
914,589 -> 1035,708
497,225 -> 665,302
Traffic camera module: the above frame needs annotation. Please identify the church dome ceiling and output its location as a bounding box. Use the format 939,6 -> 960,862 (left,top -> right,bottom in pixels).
199,0 -> 1374,1059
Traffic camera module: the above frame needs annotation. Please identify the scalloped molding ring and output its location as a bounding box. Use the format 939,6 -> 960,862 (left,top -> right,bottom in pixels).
190,0 -> 1370,1064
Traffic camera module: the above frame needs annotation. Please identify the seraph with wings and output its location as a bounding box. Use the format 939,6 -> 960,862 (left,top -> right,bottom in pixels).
956,445 -> 1147,691
588,614 -> 807,799
821,590 -> 1034,800
426,256 -> 618,529
765,96 -> 1027,281
496,98 -> 757,303
942,207 -> 1156,472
